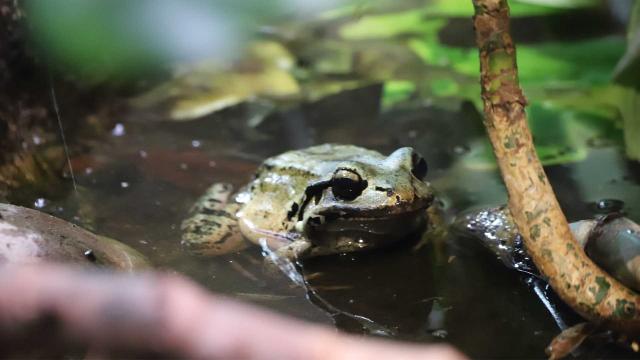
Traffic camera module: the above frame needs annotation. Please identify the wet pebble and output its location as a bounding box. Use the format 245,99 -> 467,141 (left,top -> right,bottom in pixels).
589,198 -> 625,214
431,329 -> 448,338
452,145 -> 469,155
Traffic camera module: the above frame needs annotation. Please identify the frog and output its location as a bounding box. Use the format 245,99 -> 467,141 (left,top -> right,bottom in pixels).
181,144 -> 435,263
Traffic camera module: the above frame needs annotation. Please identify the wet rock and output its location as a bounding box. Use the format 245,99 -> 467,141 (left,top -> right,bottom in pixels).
0,203 -> 149,271
584,216 -> 640,292
455,207 -> 640,293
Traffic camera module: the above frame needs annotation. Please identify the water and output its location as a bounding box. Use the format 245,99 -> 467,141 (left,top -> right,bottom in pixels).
16,82 -> 640,358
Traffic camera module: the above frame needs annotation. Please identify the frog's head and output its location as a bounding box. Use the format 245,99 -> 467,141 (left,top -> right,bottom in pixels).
293,147 -> 434,254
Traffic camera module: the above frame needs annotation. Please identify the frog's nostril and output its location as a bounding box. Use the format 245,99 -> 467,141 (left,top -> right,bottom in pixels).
375,186 -> 394,197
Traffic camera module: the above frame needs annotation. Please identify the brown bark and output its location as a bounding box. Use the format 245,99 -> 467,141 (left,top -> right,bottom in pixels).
472,0 -> 640,334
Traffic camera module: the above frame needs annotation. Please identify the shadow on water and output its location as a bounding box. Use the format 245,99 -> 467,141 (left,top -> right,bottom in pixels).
17,83 -> 640,358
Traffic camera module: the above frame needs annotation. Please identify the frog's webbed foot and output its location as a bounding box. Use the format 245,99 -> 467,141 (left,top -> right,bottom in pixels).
413,203 -> 448,251
181,183 -> 247,256
259,238 -> 310,286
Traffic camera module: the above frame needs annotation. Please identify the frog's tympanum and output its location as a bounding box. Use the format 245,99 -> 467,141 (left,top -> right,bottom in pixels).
182,144 -> 434,261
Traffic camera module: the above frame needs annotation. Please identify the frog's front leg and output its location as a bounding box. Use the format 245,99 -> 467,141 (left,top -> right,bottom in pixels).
181,183 -> 247,256
259,237 -> 311,285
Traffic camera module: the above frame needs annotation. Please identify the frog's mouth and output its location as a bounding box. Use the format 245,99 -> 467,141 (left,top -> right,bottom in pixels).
306,206 -> 429,238
303,208 -> 428,255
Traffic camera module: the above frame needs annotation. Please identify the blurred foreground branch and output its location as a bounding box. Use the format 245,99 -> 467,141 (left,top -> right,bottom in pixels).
0,264 -> 466,359
472,0 -> 640,334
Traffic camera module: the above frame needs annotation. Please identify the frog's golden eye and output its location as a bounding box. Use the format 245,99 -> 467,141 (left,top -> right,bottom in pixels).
331,169 -> 367,201
411,152 -> 428,180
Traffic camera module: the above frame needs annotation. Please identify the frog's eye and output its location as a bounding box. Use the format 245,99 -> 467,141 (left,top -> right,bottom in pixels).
331,169 -> 367,201
411,153 -> 428,180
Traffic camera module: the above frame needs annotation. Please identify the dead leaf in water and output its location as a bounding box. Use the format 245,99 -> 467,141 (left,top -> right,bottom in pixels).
131,41 -> 300,121
546,322 -> 597,360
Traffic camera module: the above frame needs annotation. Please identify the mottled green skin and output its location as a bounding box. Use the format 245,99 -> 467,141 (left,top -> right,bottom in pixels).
181,144 -> 434,260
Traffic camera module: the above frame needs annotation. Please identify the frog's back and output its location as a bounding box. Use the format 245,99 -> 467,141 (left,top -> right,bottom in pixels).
263,144 -> 386,176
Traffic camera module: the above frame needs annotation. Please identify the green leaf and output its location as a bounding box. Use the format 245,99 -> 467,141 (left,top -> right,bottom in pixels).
382,81 -> 416,108
339,12 -> 445,40
614,0 -> 640,88
618,88 -> 640,161
513,0 -> 599,10
410,38 -> 624,87
423,0 -> 595,17
430,78 -> 460,97
462,104 -> 622,169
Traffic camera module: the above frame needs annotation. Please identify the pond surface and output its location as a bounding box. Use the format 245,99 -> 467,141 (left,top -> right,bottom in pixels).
22,82 -> 640,358
6,0 -> 640,357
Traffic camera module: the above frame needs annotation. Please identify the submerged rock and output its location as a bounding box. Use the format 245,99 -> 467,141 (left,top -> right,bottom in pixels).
582,216 -> 640,293
454,206 -> 640,292
0,203 -> 149,271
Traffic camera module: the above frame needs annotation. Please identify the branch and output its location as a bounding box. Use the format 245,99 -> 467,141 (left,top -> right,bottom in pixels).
471,0 -> 640,334
0,264 -> 466,359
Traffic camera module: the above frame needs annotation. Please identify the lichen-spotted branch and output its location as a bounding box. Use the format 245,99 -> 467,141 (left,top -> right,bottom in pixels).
471,0 -> 640,334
